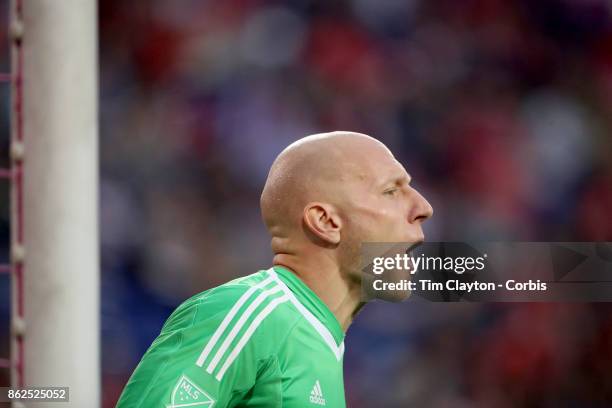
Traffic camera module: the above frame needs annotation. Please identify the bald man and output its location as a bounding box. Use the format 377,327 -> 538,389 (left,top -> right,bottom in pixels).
117,132 -> 433,408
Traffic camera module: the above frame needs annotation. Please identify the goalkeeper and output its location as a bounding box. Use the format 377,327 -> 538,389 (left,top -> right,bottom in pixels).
116,131 -> 433,407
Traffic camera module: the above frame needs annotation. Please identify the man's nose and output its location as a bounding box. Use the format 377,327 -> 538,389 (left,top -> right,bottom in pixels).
408,187 -> 433,223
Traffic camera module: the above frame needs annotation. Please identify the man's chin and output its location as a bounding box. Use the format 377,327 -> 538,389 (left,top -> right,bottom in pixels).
360,272 -> 413,303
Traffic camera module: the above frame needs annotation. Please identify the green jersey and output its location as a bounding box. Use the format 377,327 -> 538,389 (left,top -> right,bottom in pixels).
116,266 -> 347,407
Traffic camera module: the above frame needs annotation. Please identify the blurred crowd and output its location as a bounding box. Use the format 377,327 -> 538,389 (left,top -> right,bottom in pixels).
2,0 -> 612,406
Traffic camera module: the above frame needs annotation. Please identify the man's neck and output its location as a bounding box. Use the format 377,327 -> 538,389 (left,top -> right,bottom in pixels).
273,254 -> 363,332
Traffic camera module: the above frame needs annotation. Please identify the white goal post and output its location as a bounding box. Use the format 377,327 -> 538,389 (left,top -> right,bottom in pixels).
10,0 -> 99,406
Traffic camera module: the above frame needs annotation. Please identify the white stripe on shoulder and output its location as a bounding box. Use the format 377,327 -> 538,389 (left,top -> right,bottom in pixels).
195,273 -> 275,367
216,294 -> 290,380
268,268 -> 345,361
206,284 -> 282,374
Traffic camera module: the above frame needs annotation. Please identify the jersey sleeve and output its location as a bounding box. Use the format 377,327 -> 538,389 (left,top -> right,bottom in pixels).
116,286 -> 269,408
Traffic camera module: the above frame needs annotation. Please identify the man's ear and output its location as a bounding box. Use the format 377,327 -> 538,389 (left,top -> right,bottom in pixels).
303,202 -> 342,245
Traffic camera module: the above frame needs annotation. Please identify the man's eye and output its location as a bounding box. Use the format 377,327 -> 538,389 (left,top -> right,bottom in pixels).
383,188 -> 399,196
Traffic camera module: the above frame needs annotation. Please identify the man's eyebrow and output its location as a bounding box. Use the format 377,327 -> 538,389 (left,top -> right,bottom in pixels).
381,173 -> 412,187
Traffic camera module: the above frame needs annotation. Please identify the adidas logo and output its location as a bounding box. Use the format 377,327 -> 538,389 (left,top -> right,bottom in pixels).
309,380 -> 326,406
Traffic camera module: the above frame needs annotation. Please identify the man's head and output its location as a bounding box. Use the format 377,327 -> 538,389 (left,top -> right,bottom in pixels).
260,131 -> 433,291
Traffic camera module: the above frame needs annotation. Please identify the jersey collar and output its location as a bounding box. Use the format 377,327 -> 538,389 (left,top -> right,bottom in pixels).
272,265 -> 345,346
